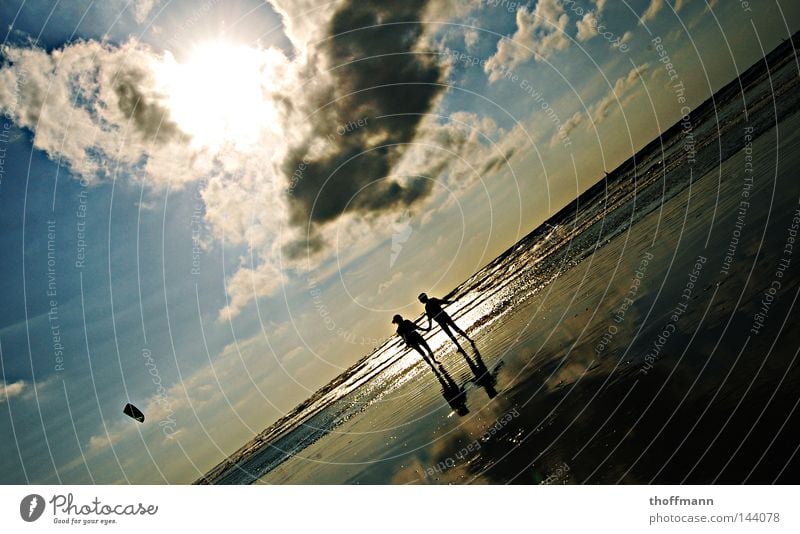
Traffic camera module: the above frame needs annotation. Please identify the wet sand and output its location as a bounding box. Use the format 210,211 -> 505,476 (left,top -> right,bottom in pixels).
200,39 -> 800,485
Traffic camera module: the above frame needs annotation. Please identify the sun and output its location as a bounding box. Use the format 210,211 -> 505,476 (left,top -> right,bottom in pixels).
156,40 -> 283,151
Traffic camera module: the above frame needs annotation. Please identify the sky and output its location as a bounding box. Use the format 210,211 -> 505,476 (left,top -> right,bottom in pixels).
1,0 -> 799,483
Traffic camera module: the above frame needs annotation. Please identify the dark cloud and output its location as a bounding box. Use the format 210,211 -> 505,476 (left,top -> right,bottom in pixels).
283,0 -> 443,236
114,68 -> 187,144
283,230 -> 325,261
481,147 -> 515,175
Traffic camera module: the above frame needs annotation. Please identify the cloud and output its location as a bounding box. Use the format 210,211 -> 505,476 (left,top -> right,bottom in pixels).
0,0 -> 516,322
484,0 -> 570,83
87,433 -> 116,454
549,64 -> 649,146
219,262 -> 289,321
280,346 -> 307,366
266,0 -> 343,50
2,5 -> 442,321
279,0 -> 445,235
0,380 -> 26,402
554,110 -> 586,146
0,39 -> 207,189
576,11 -> 600,42
620,31 -> 634,45
0,37 -> 296,320
464,27 -> 480,51
113,67 -> 187,144
132,0 -> 160,23
592,63 -> 649,122
197,0 -> 455,318
640,0 -> 664,24
391,110 -> 519,191
378,271 -> 404,295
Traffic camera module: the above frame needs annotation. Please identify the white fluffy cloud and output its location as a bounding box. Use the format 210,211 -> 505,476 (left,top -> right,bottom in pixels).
392,111 -> 520,191
592,63 -> 650,122
0,36 -> 300,314
133,0 -> 160,23
550,63 -> 650,146
484,0 -> 570,83
576,11 -> 600,42
0,37 -> 300,320
640,0 -> 664,24
265,0 -> 343,50
220,262 -> 289,321
0,0 -> 523,322
0,380 -> 26,402
0,40 -> 215,188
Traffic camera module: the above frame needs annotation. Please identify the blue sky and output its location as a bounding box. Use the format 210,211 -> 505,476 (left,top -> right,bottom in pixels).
1,0 -> 799,483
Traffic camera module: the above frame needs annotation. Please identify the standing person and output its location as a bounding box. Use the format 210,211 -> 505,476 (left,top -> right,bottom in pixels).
418,293 -> 473,351
392,314 -> 440,364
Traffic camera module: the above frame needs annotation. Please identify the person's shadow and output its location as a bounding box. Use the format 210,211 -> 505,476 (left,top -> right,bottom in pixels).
422,358 -> 469,416
461,347 -> 502,400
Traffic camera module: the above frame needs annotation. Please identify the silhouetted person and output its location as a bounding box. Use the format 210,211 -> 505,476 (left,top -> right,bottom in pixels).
462,347 -> 498,399
421,356 -> 469,416
418,293 -> 473,352
393,314 -> 440,364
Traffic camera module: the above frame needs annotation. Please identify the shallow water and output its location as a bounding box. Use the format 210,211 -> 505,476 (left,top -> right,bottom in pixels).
242,110 -> 799,484
204,46 -> 800,485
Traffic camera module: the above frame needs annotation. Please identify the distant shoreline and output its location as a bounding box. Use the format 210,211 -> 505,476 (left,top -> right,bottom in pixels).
196,31 -> 800,485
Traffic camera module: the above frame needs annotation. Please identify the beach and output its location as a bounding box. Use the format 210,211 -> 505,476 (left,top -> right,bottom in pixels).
199,37 -> 800,485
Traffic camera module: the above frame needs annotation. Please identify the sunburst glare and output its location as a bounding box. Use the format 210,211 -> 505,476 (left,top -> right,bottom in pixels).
156,40 -> 284,151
